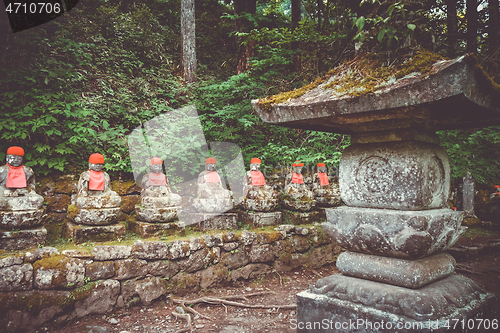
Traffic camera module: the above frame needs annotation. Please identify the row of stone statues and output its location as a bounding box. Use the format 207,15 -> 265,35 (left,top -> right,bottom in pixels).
0,147 -> 341,248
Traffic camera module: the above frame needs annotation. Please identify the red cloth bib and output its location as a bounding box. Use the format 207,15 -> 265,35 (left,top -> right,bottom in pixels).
250,171 -> 266,186
88,170 -> 105,191
291,173 -> 303,184
206,171 -> 221,183
318,173 -> 329,186
148,172 -> 167,186
6,164 -> 27,188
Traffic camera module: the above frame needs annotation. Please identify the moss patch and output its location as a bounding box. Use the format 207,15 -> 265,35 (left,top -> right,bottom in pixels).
257,48 -> 448,111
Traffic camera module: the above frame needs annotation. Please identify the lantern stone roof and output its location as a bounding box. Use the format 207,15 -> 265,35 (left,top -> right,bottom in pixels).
252,50 -> 500,135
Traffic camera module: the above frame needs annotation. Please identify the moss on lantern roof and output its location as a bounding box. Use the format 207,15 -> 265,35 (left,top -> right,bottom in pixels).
257,48 -> 448,112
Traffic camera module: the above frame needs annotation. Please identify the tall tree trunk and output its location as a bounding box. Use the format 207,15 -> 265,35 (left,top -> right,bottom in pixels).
446,0 -> 458,58
291,0 -> 302,72
181,0 -> 196,83
466,0 -> 478,54
489,0 -> 500,53
234,0 -> 256,74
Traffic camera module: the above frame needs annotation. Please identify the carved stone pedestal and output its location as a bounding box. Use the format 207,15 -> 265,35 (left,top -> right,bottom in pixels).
130,220 -> 182,238
65,221 -> 125,244
297,274 -> 497,333
0,227 -> 47,251
239,211 -> 282,227
283,210 -> 323,225
135,206 -> 180,223
181,212 -> 238,230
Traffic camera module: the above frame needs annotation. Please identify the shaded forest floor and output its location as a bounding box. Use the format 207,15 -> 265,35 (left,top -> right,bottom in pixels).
35,232 -> 500,333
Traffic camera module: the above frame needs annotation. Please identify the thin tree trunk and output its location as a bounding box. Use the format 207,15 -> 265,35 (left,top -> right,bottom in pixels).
234,0 -> 256,74
181,0 -> 196,83
292,0 -> 302,72
466,0 -> 478,54
489,0 -> 500,53
446,0 -> 458,57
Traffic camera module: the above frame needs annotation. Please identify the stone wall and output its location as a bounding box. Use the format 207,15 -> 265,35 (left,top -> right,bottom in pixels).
0,225 -> 340,332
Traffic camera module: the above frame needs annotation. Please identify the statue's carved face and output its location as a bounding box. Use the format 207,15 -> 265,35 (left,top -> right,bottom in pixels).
317,166 -> 326,173
205,163 -> 216,172
250,163 -> 260,171
150,164 -> 163,174
6,154 -> 23,167
89,163 -> 103,172
292,166 -> 303,174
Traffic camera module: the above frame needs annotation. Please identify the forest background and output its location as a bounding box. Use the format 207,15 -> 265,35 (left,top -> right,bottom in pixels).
1,0 -> 499,187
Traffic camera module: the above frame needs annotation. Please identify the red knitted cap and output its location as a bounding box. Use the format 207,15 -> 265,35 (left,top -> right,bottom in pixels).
150,157 -> 163,165
89,153 -> 105,164
250,158 -> 261,164
205,157 -> 216,164
292,161 -> 304,167
317,163 -> 326,167
6,146 -> 24,156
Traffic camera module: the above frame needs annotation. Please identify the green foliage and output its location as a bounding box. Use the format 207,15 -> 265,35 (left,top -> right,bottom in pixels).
438,127 -> 500,185
353,1 -> 421,50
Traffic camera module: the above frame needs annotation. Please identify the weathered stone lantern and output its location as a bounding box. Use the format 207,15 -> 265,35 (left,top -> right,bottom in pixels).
253,52 -> 499,331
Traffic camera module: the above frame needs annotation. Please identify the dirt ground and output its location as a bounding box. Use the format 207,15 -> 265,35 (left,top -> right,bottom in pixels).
35,235 -> 500,333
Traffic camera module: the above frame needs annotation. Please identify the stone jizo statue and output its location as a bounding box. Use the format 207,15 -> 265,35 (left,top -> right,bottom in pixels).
140,157 -> 181,207
312,163 -> 341,207
241,158 -> 278,212
0,146 -> 43,209
73,153 -> 121,225
193,157 -> 233,213
283,161 -> 316,211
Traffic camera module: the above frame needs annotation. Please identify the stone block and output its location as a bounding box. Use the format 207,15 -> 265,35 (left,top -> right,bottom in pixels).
0,255 -> 23,268
239,211 -> 282,227
0,227 -> 47,251
33,256 -> 85,289
220,246 -> 250,270
72,207 -> 120,226
282,199 -> 316,212
146,260 -> 179,278
324,206 -> 464,259
0,290 -> 70,332
85,261 -> 115,281
65,221 -> 126,244
201,213 -> 238,230
283,210 -> 323,225
249,243 -> 276,263
92,245 -> 131,261
132,241 -> 170,260
201,233 -> 223,247
76,195 -> 121,209
121,276 -> 167,306
25,247 -> 60,262
74,280 -> 120,317
0,209 -> 45,230
0,264 -> 33,291
197,265 -> 229,289
114,259 -> 148,280
0,194 -> 44,211
240,198 -> 278,212
178,247 -> 220,273
337,251 -> 456,288
193,198 -> 233,213
340,141 -> 450,210
168,240 -> 191,259
130,220 -> 181,238
297,274 -> 498,332
135,205 -> 179,223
